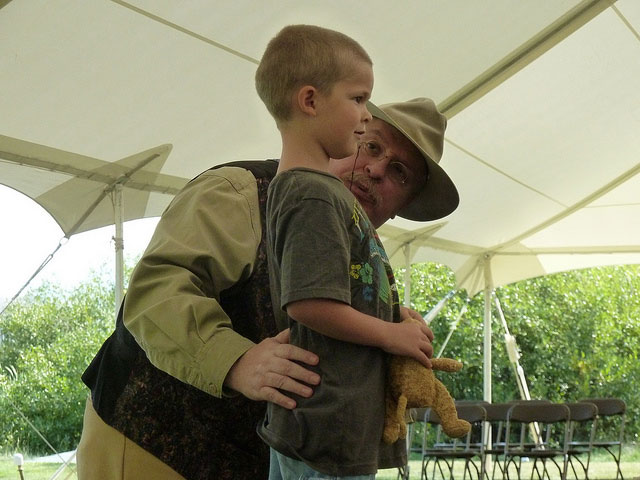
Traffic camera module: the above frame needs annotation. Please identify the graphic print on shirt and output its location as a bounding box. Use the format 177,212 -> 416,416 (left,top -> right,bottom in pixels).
349,200 -> 399,308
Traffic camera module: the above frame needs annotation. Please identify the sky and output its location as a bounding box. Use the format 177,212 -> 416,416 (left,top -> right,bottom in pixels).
0,184 -> 159,310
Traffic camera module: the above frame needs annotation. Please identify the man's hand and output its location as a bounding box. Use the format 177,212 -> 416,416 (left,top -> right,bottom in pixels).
225,329 -> 320,410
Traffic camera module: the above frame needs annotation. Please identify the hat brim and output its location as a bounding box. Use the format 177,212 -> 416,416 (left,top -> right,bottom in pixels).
368,102 -> 459,222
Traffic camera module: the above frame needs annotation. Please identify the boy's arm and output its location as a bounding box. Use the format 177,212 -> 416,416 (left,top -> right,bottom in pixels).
286,298 -> 433,367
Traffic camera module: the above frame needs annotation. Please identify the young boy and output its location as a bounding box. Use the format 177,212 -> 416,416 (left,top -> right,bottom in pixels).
255,25 -> 433,479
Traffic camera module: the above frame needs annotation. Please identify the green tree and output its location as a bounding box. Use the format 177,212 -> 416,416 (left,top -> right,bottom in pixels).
0,268 -> 117,454
395,263 -> 640,441
1,258 -> 637,454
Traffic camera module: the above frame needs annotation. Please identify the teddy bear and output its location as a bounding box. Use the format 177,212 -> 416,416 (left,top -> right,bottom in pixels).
383,317 -> 471,444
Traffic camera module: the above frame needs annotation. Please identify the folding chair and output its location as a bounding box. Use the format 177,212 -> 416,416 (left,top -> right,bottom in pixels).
483,402 -> 514,480
565,401 -> 598,480
420,404 -> 486,480
502,402 -> 570,480
579,398 -> 626,480
483,399 -> 553,480
397,408 -> 429,480
455,399 -> 490,406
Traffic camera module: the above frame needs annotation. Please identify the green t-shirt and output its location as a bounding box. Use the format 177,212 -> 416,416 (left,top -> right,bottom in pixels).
259,168 -> 406,476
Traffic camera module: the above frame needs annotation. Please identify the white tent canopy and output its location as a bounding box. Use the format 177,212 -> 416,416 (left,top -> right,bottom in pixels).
1,0 -> 639,399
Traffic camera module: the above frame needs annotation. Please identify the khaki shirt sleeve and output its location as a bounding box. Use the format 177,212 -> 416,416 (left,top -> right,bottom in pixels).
123,167 -> 261,398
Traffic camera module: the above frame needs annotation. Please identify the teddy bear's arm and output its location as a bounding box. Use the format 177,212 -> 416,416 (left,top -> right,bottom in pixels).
432,379 -> 471,438
396,394 -> 408,440
431,358 -> 463,372
383,393 -> 400,444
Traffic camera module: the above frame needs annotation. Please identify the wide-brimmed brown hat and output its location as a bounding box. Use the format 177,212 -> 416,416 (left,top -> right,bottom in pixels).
367,98 -> 459,221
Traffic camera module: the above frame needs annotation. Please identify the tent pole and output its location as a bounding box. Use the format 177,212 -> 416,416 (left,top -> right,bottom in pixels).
494,295 -> 532,401
435,301 -> 468,358
481,255 -> 494,476
113,184 -> 124,313
482,254 -> 493,403
403,244 -> 411,308
494,295 -> 543,444
401,244 -> 412,480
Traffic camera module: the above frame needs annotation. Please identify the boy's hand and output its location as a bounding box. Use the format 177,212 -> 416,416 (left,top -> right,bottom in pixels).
384,319 -> 434,368
399,306 -> 435,343
225,329 -> 320,409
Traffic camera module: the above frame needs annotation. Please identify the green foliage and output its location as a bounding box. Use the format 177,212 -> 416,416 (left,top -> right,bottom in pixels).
0,270 -> 116,454
0,257 -> 638,455
395,263 -> 640,442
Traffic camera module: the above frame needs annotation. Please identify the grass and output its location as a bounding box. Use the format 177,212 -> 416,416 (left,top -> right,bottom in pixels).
377,460 -> 640,479
375,446 -> 640,479
0,455 -> 76,480
0,448 -> 638,479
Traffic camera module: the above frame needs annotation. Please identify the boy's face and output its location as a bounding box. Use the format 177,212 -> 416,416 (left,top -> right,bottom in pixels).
328,118 -> 427,228
315,59 -> 374,161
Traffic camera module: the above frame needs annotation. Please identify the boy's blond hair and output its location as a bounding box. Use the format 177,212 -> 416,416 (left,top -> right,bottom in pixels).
255,24 -> 372,124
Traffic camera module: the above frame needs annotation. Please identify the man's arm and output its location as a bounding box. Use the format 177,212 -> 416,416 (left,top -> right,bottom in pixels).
124,166 -> 318,405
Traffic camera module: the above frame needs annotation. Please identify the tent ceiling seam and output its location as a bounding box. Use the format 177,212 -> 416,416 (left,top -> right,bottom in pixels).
378,223 -> 447,246
0,153 -> 185,195
612,4 -> 640,42
439,0 -> 614,118
445,138 -> 565,207
393,234 -> 640,257
495,245 -> 640,255
585,202 -> 640,208
494,161 -> 640,252
110,0 -> 259,65
408,236 -> 485,256
456,257 -> 486,294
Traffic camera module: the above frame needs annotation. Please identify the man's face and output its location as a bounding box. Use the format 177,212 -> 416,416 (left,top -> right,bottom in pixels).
328,117 -> 427,228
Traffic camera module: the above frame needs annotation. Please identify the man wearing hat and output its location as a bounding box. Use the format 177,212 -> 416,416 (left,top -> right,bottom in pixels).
77,98 -> 459,480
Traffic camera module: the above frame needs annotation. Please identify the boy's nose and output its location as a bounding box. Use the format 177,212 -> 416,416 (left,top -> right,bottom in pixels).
363,105 -> 373,123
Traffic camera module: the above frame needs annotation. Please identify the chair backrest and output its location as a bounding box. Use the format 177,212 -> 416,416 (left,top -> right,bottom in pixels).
453,404 -> 487,424
406,408 -> 429,456
508,398 -> 552,404
409,407 -> 430,423
484,402 -> 513,422
505,402 -> 570,451
424,404 -> 487,454
483,402 -> 513,448
579,397 -> 626,444
455,399 -> 490,406
420,405 -> 488,480
566,401 -> 598,422
425,405 -> 486,425
508,403 -> 569,424
581,397 -> 626,416
566,401 -> 598,448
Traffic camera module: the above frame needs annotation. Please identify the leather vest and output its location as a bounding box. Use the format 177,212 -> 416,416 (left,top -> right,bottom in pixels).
82,160 -> 278,480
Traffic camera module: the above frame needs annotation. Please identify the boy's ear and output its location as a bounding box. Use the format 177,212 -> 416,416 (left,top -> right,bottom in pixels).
296,85 -> 319,117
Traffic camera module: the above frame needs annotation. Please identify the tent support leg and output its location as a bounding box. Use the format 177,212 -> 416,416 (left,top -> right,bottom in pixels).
494,294 -> 543,443
113,184 -> 124,313
482,254 -> 493,404
403,244 -> 411,308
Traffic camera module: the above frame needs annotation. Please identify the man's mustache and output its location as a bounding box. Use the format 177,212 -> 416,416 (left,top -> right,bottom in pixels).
343,172 -> 381,206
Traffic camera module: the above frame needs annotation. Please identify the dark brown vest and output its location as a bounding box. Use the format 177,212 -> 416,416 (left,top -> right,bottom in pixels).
82,160 -> 278,480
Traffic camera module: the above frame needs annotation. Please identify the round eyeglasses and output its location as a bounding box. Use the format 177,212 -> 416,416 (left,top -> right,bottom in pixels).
358,140 -> 411,186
